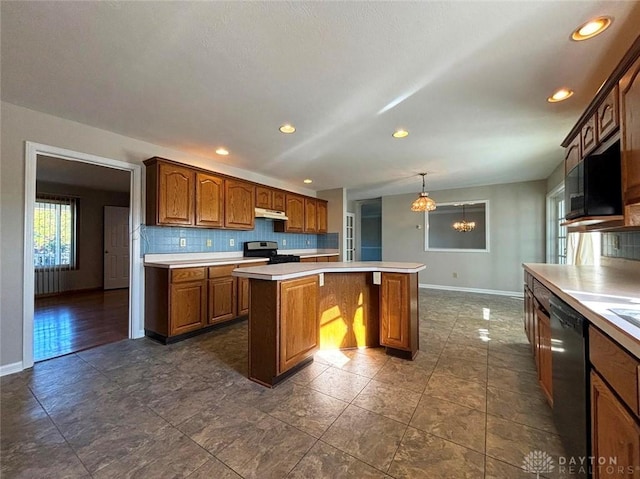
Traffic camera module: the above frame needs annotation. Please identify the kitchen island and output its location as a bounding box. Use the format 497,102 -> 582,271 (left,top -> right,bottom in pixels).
232,261 -> 425,387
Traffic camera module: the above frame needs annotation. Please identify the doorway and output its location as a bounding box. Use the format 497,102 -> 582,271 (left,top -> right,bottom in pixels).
23,142 -> 143,369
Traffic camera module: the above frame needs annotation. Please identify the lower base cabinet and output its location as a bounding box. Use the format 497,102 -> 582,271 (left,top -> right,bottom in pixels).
145,262 -> 266,343
279,276 -> 319,374
536,306 -> 553,406
590,371 -> 640,479
379,272 -> 418,357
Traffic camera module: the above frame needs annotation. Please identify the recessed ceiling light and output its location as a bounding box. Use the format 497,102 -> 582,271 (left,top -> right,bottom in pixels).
392,129 -> 409,138
279,124 -> 296,134
215,148 -> 229,156
547,88 -> 574,103
572,16 -> 612,41
303,179 -> 313,184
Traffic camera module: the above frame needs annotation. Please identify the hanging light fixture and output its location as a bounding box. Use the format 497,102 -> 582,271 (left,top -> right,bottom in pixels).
410,173 -> 436,212
452,204 -> 476,232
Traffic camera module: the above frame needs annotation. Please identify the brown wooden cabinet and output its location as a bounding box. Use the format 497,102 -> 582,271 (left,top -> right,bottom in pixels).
224,179 -> 255,230
195,172 -> 224,227
536,306 -> 553,406
620,54 -> 640,225
168,268 -> 207,336
273,190 -> 286,211
238,260 -> 267,316
208,276 -> 237,324
590,371 -> 640,479
379,272 -> 418,357
581,115 -> 598,157
317,200 -> 328,233
304,198 -> 317,233
300,257 -> 316,263
279,276 -> 319,374
146,159 -> 195,226
255,186 -> 273,209
275,194 -> 305,233
565,135 -> 581,175
597,85 -> 619,142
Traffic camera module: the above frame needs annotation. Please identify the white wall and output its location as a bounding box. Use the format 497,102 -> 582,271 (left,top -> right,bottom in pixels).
381,180 -> 547,294
546,160 -> 564,193
0,102 -> 315,369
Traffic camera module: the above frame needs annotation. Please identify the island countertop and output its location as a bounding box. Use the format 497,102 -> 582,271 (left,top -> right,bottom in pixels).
523,262 -> 640,358
233,261 -> 426,281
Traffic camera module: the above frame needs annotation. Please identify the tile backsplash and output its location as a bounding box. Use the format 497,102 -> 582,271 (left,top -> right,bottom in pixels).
141,218 -> 339,255
601,231 -> 640,261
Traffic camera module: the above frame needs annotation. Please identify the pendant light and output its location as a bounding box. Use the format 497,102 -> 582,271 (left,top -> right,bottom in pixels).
452,204 -> 476,232
410,173 -> 436,212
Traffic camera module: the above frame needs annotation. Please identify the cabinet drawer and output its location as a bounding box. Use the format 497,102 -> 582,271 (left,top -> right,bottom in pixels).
208,264 -> 236,278
532,278 -> 552,314
171,267 -> 206,283
589,326 -> 639,417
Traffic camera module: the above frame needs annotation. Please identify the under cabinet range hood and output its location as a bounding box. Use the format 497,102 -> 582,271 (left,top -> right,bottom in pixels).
254,207 -> 288,220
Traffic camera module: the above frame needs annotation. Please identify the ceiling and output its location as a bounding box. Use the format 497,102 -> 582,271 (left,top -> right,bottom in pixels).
3,2 -> 640,200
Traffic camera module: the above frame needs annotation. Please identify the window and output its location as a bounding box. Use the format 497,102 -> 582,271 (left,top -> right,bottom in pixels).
33,196 -> 77,269
425,200 -> 489,252
547,186 -> 566,264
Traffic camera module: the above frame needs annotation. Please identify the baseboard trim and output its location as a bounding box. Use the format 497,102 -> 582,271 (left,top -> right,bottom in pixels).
419,283 -> 524,299
0,361 -> 24,377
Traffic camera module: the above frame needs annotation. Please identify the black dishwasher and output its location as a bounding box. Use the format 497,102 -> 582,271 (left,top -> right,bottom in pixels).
550,296 -> 590,477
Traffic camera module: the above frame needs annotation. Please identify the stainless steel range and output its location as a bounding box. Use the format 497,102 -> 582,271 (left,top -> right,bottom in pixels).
243,241 -> 300,264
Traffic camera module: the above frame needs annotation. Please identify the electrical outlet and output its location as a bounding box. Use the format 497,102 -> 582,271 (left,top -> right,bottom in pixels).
206,239 -> 212,247
229,238 -> 235,247
282,239 -> 286,246
306,240 -> 310,245
179,238 -> 186,247
452,272 -> 458,278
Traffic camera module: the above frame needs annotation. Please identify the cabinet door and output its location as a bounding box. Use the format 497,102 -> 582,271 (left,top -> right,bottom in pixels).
158,163 -> 194,225
380,273 -> 410,350
237,261 -> 266,316
581,115 -> 598,157
591,371 -> 640,479
300,257 -> 316,263
536,307 -> 553,406
279,276 -> 319,374
620,55 -> 640,225
598,85 -> 619,142
565,135 -> 582,175
278,194 -> 304,233
208,276 -> 237,324
255,186 -> 273,209
195,172 -> 224,227
273,190 -> 286,211
224,179 -> 255,230
304,198 -> 317,232
170,281 -> 206,335
317,200 -> 328,233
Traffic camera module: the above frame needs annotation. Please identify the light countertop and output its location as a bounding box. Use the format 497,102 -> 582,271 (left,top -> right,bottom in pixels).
232,261 -> 425,281
523,262 -> 640,358
144,250 -> 339,268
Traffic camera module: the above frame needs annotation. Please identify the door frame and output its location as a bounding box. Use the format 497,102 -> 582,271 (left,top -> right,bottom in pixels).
23,141 -> 144,369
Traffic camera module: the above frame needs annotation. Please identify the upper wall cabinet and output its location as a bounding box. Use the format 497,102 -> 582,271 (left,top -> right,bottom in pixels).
273,190 -> 286,211
224,179 -> 255,230
304,198 -> 317,233
598,85 -> 619,143
275,194 -> 305,233
317,200 -> 328,233
255,186 -> 273,209
620,55 -> 640,226
196,172 -> 224,227
146,158 -> 194,226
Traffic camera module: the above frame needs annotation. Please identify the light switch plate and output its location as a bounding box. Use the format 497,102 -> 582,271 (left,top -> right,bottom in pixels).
179,238 -> 186,247
373,271 -> 381,285
229,238 -> 235,247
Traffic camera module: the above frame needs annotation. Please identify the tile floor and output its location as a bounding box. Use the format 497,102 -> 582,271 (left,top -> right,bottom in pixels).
1,290 -> 572,478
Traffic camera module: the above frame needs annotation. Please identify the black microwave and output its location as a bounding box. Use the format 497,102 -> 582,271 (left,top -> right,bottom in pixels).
565,141 -> 622,220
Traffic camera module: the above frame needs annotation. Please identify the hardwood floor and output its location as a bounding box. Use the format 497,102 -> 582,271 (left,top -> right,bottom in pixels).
34,289 -> 129,362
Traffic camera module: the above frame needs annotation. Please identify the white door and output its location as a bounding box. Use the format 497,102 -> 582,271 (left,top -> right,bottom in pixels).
104,206 -> 130,290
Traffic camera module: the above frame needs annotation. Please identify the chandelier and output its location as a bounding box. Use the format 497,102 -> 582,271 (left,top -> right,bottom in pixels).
410,173 -> 436,212
452,204 -> 475,232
